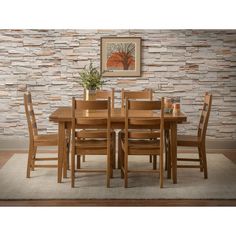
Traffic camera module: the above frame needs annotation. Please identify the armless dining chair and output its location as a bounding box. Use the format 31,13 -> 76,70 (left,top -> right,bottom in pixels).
80,89 -> 116,167
70,98 -> 113,188
118,88 -> 153,168
84,88 -> 115,109
121,88 -> 153,109
120,98 -> 165,188
24,92 -> 70,180
176,92 -> 212,179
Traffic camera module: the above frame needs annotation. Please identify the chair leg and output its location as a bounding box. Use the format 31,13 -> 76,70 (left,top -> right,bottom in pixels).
149,155 -> 152,163
124,152 -> 128,188
66,142 -> 70,170
66,127 -> 71,170
76,155 -> 81,169
120,147 -> 124,179
118,132 -> 122,169
164,130 -> 169,171
167,153 -> 171,179
107,153 -> 111,188
198,146 -> 203,172
201,143 -> 208,179
31,146 -> 37,171
80,136 -> 85,162
149,137 -> 154,163
166,130 -> 171,179
153,155 -> 157,170
26,145 -> 34,178
112,132 -> 116,169
159,154 -> 163,188
71,151 -> 75,188
63,141 -> 68,178
110,149 -> 113,178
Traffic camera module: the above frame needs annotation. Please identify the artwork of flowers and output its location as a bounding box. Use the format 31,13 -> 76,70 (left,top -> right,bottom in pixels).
101,37 -> 141,77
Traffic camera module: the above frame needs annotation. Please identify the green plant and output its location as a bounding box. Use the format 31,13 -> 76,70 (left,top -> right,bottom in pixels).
78,62 -> 105,90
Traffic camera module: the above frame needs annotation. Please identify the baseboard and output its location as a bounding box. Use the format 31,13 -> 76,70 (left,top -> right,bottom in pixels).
0,137 -> 235,151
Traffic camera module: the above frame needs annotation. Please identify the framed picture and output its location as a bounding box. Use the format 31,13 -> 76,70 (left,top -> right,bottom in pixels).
100,37 -> 141,77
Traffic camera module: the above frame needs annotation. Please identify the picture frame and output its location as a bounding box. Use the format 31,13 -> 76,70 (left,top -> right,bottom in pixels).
100,37 -> 141,77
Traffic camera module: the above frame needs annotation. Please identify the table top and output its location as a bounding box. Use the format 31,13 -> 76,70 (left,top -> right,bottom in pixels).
49,107 -> 187,123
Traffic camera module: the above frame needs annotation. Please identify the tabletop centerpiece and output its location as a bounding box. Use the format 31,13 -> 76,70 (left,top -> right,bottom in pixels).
78,62 -> 105,100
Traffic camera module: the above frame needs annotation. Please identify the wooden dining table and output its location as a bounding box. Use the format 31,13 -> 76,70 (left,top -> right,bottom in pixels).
49,107 -> 187,184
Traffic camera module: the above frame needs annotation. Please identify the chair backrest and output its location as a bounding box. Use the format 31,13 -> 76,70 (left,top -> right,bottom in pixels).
121,88 -> 153,109
24,92 -> 38,140
197,92 -> 212,142
83,88 -> 115,109
125,98 -> 164,147
71,98 -> 111,147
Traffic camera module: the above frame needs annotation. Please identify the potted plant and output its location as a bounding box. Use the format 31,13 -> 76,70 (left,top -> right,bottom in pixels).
78,62 -> 105,100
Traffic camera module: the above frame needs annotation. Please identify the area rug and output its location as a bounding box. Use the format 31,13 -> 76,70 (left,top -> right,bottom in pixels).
0,153 -> 235,199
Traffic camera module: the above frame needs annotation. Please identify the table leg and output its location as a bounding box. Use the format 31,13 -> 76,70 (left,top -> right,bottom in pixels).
170,122 -> 177,184
58,122 -> 65,183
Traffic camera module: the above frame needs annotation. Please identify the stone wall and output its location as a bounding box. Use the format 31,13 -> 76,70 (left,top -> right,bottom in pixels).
0,29 -> 236,146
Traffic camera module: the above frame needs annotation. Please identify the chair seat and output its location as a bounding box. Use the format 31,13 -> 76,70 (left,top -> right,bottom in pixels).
177,135 -> 200,147
34,134 -> 58,146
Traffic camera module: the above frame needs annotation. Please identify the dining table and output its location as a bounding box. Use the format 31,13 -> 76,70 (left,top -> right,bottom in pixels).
49,107 -> 187,184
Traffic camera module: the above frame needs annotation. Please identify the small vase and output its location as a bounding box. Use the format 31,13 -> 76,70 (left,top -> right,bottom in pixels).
85,89 -> 96,101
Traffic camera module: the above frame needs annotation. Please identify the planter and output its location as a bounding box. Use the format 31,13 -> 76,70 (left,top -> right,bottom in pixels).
85,89 -> 96,101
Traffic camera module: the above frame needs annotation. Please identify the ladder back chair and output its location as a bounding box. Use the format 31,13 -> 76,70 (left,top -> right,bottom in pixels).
118,88 -> 153,168
81,88 -> 116,166
121,88 -> 153,109
177,92 -> 212,178
120,98 -> 165,188
83,88 -> 115,109
71,98 -> 113,188
24,92 -> 69,179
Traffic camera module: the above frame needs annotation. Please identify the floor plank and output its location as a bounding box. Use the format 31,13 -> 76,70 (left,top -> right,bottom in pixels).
222,151 -> 236,164
0,199 -> 235,206
0,151 -> 16,169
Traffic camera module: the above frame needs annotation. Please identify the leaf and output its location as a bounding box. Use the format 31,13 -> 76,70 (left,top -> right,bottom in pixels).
77,62 -> 105,90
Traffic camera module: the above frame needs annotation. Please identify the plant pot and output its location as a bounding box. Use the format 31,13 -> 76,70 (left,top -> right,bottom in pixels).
85,89 -> 96,101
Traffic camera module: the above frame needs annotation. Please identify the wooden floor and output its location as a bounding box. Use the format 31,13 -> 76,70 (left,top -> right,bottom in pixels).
0,149 -> 235,207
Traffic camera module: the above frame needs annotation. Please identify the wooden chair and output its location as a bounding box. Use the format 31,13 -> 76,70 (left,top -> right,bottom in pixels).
120,98 -> 164,188
81,88 -> 116,166
71,98 -> 113,188
177,92 -> 212,178
83,88 -> 115,108
121,88 -> 152,109
24,92 -> 69,179
118,88 -> 153,168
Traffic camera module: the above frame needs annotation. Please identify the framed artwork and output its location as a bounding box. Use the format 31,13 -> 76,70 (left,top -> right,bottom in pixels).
100,37 -> 141,77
